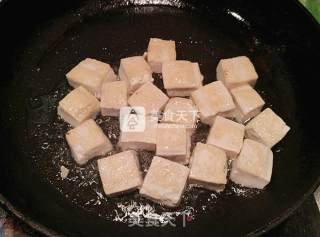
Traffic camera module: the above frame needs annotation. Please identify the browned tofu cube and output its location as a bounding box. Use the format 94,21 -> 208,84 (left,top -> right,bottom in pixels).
229,85 -> 265,123
191,81 -> 235,125
162,97 -> 198,132
58,86 -> 100,127
140,156 -> 190,207
119,116 -> 158,151
207,116 -> 245,158
156,123 -> 190,164
230,139 -> 273,189
147,38 -> 176,73
189,143 -> 228,192
98,150 -> 143,196
100,81 -> 128,117
162,60 -> 203,97
66,119 -> 113,165
66,58 -> 116,98
217,56 -> 258,89
119,56 -> 153,93
245,108 -> 290,147
128,82 -> 169,115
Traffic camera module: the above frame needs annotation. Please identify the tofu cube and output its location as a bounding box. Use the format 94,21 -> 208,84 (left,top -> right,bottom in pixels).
119,116 -> 158,151
162,61 -> 203,97
98,150 -> 143,196
140,156 -> 190,207
100,81 -> 128,117
58,86 -> 100,127
207,116 -> 245,158
230,139 -> 273,189
217,56 -> 258,89
166,88 -> 196,97
79,58 -> 116,81
66,119 -> 113,165
191,81 -> 235,125
66,58 -> 116,98
128,82 -> 169,115
245,108 -> 290,147
229,85 -> 265,123
119,56 -> 153,93
162,97 -> 198,131
156,123 -> 190,164
147,38 -> 176,73
189,143 -> 228,192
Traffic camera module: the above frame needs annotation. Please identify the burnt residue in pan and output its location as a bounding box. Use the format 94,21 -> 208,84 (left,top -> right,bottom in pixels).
17,5 -> 293,224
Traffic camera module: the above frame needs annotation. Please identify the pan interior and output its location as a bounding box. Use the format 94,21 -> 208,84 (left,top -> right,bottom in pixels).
1,2 -> 315,236
22,4 -> 294,220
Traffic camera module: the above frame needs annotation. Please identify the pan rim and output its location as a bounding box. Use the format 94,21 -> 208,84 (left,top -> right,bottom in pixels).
1,177 -> 319,237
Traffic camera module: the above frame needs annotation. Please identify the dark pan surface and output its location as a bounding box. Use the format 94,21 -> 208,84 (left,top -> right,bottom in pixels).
1,0 -> 320,236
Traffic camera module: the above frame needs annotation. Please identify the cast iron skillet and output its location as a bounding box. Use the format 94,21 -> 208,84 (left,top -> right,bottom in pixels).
1,0 -> 320,236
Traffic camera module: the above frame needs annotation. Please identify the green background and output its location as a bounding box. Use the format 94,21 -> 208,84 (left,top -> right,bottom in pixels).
300,0 -> 320,22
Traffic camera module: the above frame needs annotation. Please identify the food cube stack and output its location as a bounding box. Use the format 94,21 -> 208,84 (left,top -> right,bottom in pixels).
56,37 -> 290,207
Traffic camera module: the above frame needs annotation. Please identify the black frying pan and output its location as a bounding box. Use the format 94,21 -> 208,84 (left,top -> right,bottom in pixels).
1,0 -> 320,236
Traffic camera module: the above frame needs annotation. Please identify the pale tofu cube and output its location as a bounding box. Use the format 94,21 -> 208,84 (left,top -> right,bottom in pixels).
142,51 -> 148,59
100,81 -> 128,117
58,86 -> 100,127
128,82 -> 169,115
79,58 -> 116,81
119,56 -> 153,93
147,38 -> 176,73
230,139 -> 273,189
119,116 -> 158,151
140,156 -> 189,207
191,81 -> 235,125
166,88 -> 196,97
66,119 -> 113,165
207,116 -> 245,158
156,123 -> 190,164
162,61 -> 203,96
245,108 -> 290,147
66,58 -> 116,98
98,150 -> 143,196
229,85 -> 265,123
217,56 -> 258,89
162,97 -> 198,131
189,143 -> 228,192
186,133 -> 192,159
